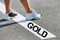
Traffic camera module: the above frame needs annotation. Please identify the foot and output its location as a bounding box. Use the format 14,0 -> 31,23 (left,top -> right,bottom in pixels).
26,10 -> 41,20
3,12 -> 17,20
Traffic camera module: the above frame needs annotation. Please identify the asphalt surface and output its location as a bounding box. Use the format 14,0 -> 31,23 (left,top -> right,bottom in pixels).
0,0 -> 60,40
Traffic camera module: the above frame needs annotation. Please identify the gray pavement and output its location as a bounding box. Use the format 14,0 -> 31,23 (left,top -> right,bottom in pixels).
0,0 -> 60,40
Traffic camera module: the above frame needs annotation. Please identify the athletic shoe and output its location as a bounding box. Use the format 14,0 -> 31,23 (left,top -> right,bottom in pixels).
26,9 -> 41,20
3,12 -> 17,20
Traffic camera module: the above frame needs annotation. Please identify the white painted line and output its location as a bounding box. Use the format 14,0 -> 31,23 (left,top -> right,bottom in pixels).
0,2 -> 56,39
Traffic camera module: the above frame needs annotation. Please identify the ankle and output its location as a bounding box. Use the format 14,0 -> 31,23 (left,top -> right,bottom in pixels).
6,11 -> 11,14
6,9 -> 11,13
26,10 -> 32,13
27,9 -> 35,14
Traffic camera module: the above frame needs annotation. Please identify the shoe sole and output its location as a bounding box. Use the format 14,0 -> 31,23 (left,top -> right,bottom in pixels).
26,16 -> 41,21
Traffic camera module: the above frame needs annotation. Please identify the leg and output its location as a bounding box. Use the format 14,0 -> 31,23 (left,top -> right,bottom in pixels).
20,0 -> 41,20
4,0 -> 11,13
20,0 -> 32,13
3,0 -> 17,20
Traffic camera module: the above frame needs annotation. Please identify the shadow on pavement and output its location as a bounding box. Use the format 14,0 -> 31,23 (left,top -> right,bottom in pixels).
0,19 -> 8,22
0,19 -> 27,28
0,22 -> 17,28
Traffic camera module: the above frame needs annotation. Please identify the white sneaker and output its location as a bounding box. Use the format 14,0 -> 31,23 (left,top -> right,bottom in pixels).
26,10 -> 41,20
2,12 -> 17,20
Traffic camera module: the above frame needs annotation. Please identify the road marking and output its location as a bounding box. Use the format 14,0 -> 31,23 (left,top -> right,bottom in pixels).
0,2 -> 56,39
